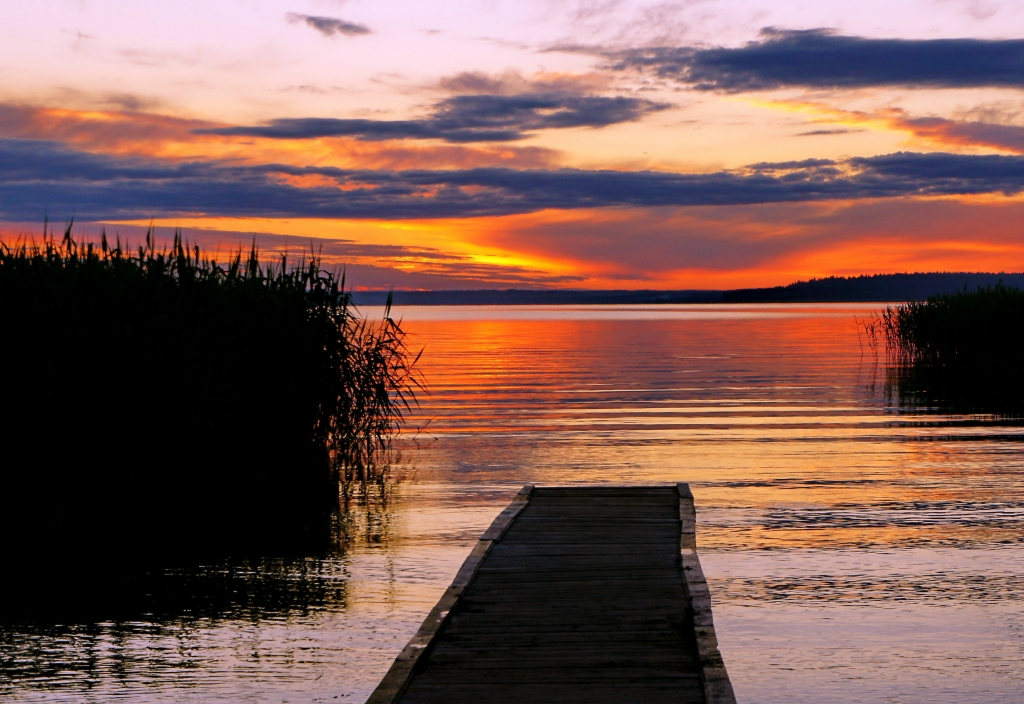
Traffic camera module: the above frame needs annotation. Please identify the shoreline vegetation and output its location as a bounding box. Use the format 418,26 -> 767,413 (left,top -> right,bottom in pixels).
0,224 -> 420,614
350,272 -> 1024,306
868,285 -> 1024,412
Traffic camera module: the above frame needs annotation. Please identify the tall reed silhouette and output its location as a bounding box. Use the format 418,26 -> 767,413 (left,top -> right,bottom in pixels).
0,223 -> 421,587
870,284 -> 1024,411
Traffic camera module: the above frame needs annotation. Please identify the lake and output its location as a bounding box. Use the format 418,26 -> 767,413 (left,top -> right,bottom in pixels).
3,304 -> 1023,703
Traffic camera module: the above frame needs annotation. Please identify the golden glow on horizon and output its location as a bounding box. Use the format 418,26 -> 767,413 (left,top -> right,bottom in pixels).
99,192 -> 1024,290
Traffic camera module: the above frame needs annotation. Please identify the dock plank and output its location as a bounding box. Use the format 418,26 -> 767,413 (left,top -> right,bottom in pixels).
367,484 -> 735,704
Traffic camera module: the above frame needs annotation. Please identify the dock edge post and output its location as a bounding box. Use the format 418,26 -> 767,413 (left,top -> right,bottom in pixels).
365,484 -> 536,704
678,482 -> 737,704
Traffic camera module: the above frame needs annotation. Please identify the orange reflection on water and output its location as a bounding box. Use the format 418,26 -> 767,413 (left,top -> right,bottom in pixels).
386,304 -> 1024,554
380,303 -> 1024,702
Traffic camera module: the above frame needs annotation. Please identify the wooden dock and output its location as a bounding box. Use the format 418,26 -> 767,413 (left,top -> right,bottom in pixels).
367,484 -> 735,704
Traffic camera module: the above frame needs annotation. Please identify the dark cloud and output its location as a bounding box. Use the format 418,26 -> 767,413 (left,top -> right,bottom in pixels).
197,92 -> 668,143
285,13 -> 370,37
609,28 -> 1024,91
437,70 -> 607,96
7,138 -> 1024,221
797,128 -> 864,136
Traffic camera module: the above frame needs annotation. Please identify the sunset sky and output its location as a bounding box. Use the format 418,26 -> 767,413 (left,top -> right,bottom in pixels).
5,0 -> 1024,289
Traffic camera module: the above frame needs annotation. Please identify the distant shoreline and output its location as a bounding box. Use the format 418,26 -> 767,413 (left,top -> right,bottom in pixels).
350,272 -> 1024,306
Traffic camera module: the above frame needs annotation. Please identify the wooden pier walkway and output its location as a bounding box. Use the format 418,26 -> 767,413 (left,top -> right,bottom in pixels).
368,484 -> 735,704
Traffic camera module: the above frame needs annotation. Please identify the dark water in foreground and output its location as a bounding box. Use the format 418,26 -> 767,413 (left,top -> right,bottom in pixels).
3,304 -> 1023,703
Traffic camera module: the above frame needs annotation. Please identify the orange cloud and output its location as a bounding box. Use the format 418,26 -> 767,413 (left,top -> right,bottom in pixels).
466,197 -> 1024,288
105,197 -> 1024,289
0,103 -> 561,169
882,111 -> 1024,154
761,99 -> 1024,155
0,103 -> 218,157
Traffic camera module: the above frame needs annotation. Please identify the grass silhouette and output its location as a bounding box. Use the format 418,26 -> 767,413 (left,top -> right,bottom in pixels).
0,222 -> 421,597
877,284 -> 1024,411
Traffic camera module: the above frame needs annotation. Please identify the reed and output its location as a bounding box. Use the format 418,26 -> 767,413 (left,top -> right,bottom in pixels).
876,284 -> 1024,410
0,223 -> 421,573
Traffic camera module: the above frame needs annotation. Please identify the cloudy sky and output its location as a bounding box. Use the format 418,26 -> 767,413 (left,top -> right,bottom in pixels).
5,0 -> 1024,289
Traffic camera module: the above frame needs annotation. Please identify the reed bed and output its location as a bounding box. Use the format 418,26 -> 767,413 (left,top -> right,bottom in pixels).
873,285 -> 1024,410
0,224 -> 420,579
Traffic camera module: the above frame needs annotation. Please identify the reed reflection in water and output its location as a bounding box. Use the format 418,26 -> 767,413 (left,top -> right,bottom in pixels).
2,304 -> 1023,703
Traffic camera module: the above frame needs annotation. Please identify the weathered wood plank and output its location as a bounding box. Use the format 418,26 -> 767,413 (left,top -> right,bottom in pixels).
368,483 -> 734,704
364,484 -> 534,704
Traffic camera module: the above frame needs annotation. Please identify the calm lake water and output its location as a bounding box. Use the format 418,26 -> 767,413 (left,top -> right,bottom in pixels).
3,304 -> 1023,703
